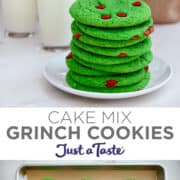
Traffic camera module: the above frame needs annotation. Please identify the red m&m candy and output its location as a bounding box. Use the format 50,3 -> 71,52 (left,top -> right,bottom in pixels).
74,33 -> 81,39
66,53 -> 73,59
117,13 -> 127,17
106,80 -> 118,88
132,1 -> 141,6
119,53 -> 128,57
96,5 -> 105,9
101,15 -> 111,20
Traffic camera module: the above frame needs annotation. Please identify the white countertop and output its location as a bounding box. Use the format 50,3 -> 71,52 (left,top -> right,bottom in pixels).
0,23 -> 180,107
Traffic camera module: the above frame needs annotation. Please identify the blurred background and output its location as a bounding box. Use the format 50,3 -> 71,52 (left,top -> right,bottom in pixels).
0,0 -> 74,49
145,0 -> 180,24
0,0 -> 179,49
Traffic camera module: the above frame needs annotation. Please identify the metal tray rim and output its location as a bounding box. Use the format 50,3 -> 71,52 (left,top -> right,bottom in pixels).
16,161 -> 166,180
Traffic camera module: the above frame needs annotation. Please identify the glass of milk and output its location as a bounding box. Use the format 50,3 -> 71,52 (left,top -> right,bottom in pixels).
37,0 -> 74,51
1,0 -> 37,38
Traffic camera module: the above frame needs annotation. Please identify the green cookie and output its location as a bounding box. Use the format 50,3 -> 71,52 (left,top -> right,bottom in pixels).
70,0 -> 152,28
66,57 -> 112,76
75,19 -> 153,40
66,72 -> 151,93
69,69 -> 146,88
74,51 -> 153,73
72,37 -> 152,57
72,21 -> 146,48
71,43 -> 140,65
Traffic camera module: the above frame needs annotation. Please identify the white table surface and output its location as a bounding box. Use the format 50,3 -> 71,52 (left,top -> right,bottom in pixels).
0,23 -> 180,107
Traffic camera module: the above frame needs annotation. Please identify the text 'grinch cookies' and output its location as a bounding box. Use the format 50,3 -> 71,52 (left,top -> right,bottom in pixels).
66,0 -> 154,93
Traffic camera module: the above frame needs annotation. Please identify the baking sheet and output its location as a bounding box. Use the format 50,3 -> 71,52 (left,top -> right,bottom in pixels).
19,165 -> 164,180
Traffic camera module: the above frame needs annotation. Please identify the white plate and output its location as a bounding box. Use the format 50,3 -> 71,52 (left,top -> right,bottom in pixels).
43,52 -> 172,99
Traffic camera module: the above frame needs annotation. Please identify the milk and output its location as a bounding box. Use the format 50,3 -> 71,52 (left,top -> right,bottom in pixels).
1,0 -> 37,36
37,0 -> 74,48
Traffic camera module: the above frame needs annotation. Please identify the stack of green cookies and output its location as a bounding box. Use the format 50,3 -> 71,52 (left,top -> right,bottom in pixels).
66,0 -> 154,93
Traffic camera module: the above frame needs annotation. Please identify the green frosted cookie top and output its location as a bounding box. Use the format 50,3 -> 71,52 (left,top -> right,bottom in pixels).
70,0 -> 152,28
42,178 -> 54,180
